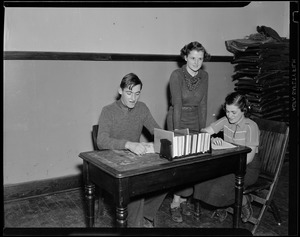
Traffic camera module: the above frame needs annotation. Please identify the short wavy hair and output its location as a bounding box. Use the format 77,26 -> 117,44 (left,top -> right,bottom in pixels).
180,41 -> 210,61
120,73 -> 143,90
223,92 -> 251,117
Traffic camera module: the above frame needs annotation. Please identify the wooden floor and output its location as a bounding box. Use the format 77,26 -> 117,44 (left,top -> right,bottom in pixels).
3,162 -> 290,236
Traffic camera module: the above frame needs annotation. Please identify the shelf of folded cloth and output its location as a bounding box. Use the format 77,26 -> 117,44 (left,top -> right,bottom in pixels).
235,86 -> 289,104
250,108 -> 289,122
234,74 -> 289,90
233,61 -> 289,73
226,36 -> 289,123
231,43 -> 289,75
234,85 -> 289,123
232,55 -> 289,73
226,38 -> 289,55
232,70 -> 289,123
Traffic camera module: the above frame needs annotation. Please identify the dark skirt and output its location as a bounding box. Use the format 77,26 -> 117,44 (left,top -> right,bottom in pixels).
193,154 -> 261,207
167,106 -> 200,197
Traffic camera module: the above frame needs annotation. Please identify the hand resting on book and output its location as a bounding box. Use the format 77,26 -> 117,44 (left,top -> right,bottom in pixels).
211,137 -> 224,146
211,138 -> 237,150
125,141 -> 149,156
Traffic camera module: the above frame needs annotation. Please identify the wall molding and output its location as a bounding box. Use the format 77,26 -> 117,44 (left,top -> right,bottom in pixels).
4,175 -> 83,202
3,2 -> 251,8
4,51 -> 233,62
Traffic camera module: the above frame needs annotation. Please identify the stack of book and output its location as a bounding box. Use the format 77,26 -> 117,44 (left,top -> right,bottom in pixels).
154,128 -> 211,161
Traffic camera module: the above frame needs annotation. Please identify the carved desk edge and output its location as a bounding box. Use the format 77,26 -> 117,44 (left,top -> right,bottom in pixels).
79,146 -> 251,178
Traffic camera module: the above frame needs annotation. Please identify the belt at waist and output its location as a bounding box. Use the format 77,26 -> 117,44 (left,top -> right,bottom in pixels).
182,106 -> 198,111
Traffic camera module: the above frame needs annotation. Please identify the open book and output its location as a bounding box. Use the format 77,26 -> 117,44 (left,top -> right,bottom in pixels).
211,140 -> 237,150
141,142 -> 155,153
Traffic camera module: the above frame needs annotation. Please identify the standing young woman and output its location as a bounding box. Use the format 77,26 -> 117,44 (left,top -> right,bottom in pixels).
166,41 -> 210,223
193,92 -> 261,223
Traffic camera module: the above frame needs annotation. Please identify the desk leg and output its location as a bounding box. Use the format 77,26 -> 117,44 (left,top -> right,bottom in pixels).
116,205 -> 128,228
85,183 -> 95,227
233,174 -> 244,228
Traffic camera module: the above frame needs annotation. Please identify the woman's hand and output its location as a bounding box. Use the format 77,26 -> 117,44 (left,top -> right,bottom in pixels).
125,141 -> 146,156
211,137 -> 224,146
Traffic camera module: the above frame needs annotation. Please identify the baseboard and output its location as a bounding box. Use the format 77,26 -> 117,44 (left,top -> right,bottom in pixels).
4,174 -> 83,202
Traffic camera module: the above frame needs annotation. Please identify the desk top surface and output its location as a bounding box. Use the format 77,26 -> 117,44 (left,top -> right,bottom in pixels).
79,146 -> 250,178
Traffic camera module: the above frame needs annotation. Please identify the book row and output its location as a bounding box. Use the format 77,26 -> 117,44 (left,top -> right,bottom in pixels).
153,128 -> 211,159
172,133 -> 211,157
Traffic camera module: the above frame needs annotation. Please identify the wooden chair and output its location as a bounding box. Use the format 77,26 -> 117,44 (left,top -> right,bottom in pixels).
92,124 -> 99,151
227,118 -> 289,234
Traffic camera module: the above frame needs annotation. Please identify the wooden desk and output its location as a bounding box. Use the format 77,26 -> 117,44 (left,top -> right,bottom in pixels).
79,146 -> 251,228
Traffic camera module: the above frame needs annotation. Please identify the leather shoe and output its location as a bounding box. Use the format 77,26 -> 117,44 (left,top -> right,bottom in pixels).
211,209 -> 228,222
143,218 -> 154,228
180,201 -> 193,216
170,206 -> 183,223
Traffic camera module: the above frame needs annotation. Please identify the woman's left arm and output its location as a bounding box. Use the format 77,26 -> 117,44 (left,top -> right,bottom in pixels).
198,72 -> 208,129
246,121 -> 260,165
246,145 -> 257,164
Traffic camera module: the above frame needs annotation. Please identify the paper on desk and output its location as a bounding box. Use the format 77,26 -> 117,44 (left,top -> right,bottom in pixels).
141,142 -> 155,153
212,141 -> 237,150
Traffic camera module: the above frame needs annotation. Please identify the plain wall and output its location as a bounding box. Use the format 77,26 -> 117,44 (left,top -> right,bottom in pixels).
3,2 -> 290,185
4,60 -> 234,184
4,2 -> 289,55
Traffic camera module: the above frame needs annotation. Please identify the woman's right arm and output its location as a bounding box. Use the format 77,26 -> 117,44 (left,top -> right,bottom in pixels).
201,126 -> 214,134
201,117 -> 227,145
169,71 -> 183,129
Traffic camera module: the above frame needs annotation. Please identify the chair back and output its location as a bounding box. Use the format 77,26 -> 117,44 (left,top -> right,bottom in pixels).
92,124 -> 100,151
252,117 -> 289,181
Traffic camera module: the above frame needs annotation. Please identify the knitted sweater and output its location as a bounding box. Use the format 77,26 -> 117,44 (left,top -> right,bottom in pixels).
97,99 -> 160,150
167,65 -> 208,130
